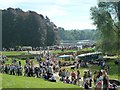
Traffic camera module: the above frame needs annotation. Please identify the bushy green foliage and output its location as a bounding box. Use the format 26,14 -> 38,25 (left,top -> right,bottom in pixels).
58,28 -> 99,41
90,2 -> 120,54
2,8 -> 58,48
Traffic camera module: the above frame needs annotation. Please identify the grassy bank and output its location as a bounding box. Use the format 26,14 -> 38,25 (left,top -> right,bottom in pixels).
1,74 -> 80,88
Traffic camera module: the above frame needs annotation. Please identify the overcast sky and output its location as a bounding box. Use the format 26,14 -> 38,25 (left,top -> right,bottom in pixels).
0,0 -> 98,30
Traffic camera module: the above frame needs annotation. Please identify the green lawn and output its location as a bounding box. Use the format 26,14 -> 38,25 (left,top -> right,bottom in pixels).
51,50 -> 76,54
0,74 -> 80,88
2,51 -> 27,56
1,51 -> 119,88
63,60 -> 119,80
5,55 -> 119,80
106,60 -> 119,79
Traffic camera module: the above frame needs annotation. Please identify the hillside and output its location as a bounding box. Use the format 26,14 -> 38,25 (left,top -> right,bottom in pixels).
0,51 -> 119,89
1,74 -> 80,88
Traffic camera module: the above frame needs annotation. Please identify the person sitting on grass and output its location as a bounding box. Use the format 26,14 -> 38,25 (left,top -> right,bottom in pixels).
49,74 -> 56,82
64,77 -> 70,84
84,80 -> 90,89
71,78 -> 77,85
65,70 -> 70,78
43,72 -> 48,80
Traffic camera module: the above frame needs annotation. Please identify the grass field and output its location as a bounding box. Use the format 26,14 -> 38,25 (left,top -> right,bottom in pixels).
50,48 -> 93,54
51,50 -> 76,54
1,51 -> 119,88
2,51 -> 27,56
62,60 -> 119,80
0,74 -> 80,88
1,57 -> 119,88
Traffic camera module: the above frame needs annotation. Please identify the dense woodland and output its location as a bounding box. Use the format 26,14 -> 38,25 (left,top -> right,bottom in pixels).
58,27 -> 99,40
2,8 -> 98,48
2,8 -> 59,48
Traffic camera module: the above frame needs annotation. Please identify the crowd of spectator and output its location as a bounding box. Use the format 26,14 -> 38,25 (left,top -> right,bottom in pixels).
0,51 -> 118,89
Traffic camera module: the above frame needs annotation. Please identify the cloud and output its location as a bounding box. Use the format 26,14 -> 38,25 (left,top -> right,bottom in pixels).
57,21 -> 96,30
54,16 -> 96,30
0,0 -> 24,9
39,8 -> 68,17
0,0 -> 97,29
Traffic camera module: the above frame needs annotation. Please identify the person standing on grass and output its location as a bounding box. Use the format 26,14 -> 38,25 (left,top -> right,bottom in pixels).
29,65 -> 34,77
105,64 -> 109,73
94,71 -> 103,90
93,71 -> 97,85
14,64 -> 18,75
103,70 -> 109,90
88,70 -> 92,87
66,70 -> 70,78
4,64 -> 8,74
34,67 -> 40,78
0,64 -> 5,73
82,71 -> 88,87
7,64 -> 10,74
10,64 -> 15,75
84,80 -> 90,89
9,65 -> 12,75
19,61 -> 21,66
24,64 -> 28,76
61,69 -> 66,81
18,64 -> 22,76
71,70 -> 76,83
76,70 -> 81,86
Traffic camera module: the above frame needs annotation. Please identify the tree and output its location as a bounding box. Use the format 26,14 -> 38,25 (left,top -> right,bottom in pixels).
58,29 -> 98,41
2,8 -> 58,48
90,2 -> 120,54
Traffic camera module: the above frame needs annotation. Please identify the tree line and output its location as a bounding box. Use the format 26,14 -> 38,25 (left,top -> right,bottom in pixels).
2,8 -> 103,49
58,27 -> 99,41
2,8 -> 59,48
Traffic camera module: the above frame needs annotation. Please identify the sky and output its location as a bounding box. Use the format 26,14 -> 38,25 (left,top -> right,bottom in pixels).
0,0 -> 98,30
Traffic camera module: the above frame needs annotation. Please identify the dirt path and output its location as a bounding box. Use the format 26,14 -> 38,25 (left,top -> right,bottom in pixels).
61,65 -> 75,69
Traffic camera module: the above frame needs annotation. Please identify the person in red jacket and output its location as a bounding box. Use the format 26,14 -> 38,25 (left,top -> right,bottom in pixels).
71,70 -> 76,82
